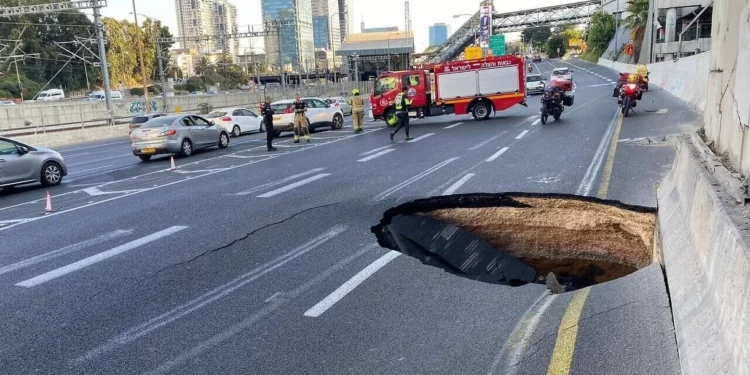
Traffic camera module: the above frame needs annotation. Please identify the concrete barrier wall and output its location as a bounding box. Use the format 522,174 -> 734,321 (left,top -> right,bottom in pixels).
657,135 -> 750,375
14,125 -> 129,149
597,53 -> 710,112
703,0 -> 750,177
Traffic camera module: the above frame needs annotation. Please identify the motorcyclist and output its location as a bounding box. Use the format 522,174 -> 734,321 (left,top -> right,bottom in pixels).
618,74 -> 640,104
528,63 -> 533,73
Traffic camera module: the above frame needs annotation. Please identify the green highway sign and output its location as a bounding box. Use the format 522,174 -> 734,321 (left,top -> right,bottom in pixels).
489,34 -> 506,56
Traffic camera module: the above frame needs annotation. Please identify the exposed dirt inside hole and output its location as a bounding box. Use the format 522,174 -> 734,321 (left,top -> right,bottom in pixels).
372,193 -> 657,290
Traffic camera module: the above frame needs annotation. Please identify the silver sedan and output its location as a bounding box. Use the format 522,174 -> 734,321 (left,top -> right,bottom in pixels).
130,114 -> 230,161
0,136 -> 67,188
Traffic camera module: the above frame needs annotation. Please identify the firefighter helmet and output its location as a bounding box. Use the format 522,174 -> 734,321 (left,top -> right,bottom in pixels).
386,114 -> 398,126
627,74 -> 638,83
352,89 -> 360,95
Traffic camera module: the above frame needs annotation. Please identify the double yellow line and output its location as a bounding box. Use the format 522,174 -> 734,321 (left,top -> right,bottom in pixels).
545,111 -> 624,374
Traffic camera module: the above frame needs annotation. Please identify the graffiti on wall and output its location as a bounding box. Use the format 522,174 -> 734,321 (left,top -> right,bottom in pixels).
128,100 -> 158,115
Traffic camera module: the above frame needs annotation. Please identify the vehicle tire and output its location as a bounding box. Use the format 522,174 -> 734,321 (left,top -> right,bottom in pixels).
232,125 -> 241,137
138,155 -> 152,162
218,132 -> 229,148
472,102 -> 491,120
331,114 -> 344,130
180,139 -> 193,157
259,121 -> 266,133
40,161 -> 63,187
623,97 -> 631,117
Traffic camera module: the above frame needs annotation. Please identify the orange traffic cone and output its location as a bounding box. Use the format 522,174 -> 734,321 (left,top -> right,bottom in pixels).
44,191 -> 53,213
170,155 -> 177,171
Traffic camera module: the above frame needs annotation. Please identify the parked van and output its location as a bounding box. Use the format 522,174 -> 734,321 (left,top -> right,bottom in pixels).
85,90 -> 123,101
37,89 -> 65,101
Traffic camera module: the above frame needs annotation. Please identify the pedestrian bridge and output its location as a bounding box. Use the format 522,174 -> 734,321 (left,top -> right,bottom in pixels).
425,0 -> 600,64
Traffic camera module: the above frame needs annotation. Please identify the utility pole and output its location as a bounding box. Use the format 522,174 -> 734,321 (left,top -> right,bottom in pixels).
93,5 -> 113,123
131,0 -> 149,113
155,37 -> 168,111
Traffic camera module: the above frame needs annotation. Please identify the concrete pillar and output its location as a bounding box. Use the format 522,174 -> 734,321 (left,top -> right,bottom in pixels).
665,8 -> 677,43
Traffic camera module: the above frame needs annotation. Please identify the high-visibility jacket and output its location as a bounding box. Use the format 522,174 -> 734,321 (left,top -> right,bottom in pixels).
395,92 -> 411,112
349,95 -> 365,112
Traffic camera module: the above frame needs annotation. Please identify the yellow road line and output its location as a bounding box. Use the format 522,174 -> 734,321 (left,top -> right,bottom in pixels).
596,111 -> 624,199
546,288 -> 592,375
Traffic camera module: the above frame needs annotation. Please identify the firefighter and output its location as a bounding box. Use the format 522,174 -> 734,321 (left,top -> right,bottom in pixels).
292,94 -> 311,143
260,96 -> 277,152
390,86 -> 412,142
348,89 -> 365,133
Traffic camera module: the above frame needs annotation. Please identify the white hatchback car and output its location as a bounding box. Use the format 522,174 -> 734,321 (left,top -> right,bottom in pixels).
551,68 -> 573,81
206,107 -> 265,137
269,97 -> 344,137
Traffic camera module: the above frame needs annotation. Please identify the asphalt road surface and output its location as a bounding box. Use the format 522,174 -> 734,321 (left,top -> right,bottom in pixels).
0,58 -> 698,374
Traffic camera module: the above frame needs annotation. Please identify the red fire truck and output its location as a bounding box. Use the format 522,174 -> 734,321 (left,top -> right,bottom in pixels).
369,55 -> 527,122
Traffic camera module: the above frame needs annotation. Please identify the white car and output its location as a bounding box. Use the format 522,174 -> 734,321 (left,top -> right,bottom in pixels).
325,97 -> 352,116
551,68 -> 573,81
525,74 -> 546,95
206,107 -> 265,137
270,97 -> 344,137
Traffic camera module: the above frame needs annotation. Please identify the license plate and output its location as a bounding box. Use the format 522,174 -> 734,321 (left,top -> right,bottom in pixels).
273,116 -> 281,121
141,148 -> 156,153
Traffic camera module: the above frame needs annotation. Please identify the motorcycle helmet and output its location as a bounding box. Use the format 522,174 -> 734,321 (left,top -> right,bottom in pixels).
627,74 -> 638,83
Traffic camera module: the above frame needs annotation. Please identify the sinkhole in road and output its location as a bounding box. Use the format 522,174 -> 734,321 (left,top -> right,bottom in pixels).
372,193 -> 657,292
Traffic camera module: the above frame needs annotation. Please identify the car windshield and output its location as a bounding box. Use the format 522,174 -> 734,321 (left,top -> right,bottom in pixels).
140,117 -> 175,128
526,76 -> 543,82
374,76 -> 397,95
206,111 -> 228,118
38,93 -> 49,98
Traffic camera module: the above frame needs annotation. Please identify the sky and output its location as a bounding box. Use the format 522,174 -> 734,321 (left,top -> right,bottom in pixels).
100,0 -> 578,53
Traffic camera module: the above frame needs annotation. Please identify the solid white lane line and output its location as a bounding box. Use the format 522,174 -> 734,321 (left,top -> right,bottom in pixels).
406,133 -> 435,143
516,130 -> 530,139
72,225 -> 347,365
442,173 -> 476,195
532,119 -> 541,126
257,174 -> 330,198
469,131 -> 508,150
486,147 -> 510,162
360,145 -> 391,156
304,251 -> 400,317
576,109 -> 619,196
373,157 -> 459,201
0,230 -> 134,276
444,122 -> 463,129
68,164 -> 113,175
235,168 -> 325,196
357,149 -> 395,162
15,226 -> 187,288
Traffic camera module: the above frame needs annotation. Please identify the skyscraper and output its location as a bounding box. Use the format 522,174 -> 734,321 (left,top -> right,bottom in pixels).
429,23 -> 449,46
312,0 -> 340,50
262,0 -> 315,71
174,0 -> 239,60
337,0 -> 353,41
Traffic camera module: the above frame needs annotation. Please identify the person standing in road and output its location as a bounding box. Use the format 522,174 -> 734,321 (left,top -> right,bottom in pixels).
293,94 -> 311,143
260,96 -> 277,152
390,86 -> 412,142
348,89 -> 365,133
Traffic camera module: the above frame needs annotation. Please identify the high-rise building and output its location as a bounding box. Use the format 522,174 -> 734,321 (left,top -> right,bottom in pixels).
429,23 -> 449,46
337,0 -> 353,41
262,0 -> 315,71
312,0 -> 340,51
213,0 -> 239,62
174,0 -> 239,60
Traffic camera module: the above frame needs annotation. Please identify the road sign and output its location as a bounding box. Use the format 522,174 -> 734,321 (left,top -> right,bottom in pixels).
489,35 -> 505,56
624,44 -> 634,56
465,46 -> 482,60
628,39 -> 634,46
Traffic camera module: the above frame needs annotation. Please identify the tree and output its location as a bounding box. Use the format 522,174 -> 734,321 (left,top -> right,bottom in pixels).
102,18 -> 139,87
520,27 -> 552,50
215,52 -> 233,74
547,35 -> 567,58
623,0 -> 649,60
194,56 -> 214,76
583,11 -> 616,61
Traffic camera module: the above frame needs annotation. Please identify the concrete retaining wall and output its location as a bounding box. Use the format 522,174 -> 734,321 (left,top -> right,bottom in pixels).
597,53 -> 710,112
657,135 -> 750,375
15,125 -> 129,148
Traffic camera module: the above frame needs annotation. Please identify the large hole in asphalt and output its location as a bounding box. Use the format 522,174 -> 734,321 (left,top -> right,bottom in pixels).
371,193 -> 657,293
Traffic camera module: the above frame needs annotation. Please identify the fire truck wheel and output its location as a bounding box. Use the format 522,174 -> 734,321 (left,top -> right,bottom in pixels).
472,102 -> 491,121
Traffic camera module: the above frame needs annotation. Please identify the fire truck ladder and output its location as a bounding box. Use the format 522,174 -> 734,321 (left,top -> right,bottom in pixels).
426,0 -> 600,64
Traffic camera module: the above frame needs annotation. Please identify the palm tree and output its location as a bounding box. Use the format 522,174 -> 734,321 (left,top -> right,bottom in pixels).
216,52 -> 233,75
623,0 -> 649,61
194,56 -> 214,77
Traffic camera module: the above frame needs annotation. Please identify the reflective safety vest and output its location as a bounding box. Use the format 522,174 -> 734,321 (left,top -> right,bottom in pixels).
349,96 -> 364,112
395,92 -> 411,111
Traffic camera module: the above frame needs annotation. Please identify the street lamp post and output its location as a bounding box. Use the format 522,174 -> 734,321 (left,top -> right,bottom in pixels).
131,0 -> 150,113
329,10 -> 346,80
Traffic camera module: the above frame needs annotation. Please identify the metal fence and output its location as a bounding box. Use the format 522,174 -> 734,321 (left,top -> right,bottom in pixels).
0,81 -> 375,137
